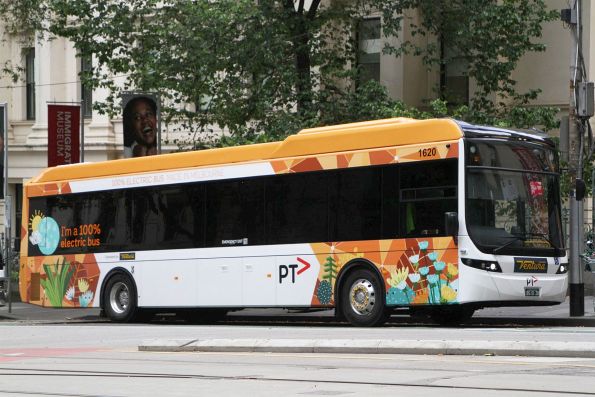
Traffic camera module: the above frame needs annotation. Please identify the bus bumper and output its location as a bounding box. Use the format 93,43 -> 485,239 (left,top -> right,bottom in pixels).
458,266 -> 567,304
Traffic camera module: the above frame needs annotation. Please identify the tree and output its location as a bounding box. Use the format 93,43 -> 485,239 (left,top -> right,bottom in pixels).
0,0 -> 560,147
375,0 -> 559,129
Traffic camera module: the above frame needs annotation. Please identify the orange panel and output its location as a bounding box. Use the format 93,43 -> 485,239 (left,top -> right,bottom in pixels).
29,118 -> 462,185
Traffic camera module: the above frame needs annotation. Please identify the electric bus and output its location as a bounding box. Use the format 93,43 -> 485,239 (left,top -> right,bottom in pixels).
19,118 -> 567,326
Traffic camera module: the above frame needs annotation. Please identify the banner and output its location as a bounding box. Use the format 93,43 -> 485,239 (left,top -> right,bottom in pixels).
121,92 -> 160,158
0,103 -> 5,199
48,104 -> 80,167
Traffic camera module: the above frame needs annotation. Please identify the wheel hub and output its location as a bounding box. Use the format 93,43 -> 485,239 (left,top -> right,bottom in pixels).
109,281 -> 130,314
349,278 -> 376,316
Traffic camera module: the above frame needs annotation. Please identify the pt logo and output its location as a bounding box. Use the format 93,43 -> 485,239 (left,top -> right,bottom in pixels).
527,276 -> 538,286
279,257 -> 311,283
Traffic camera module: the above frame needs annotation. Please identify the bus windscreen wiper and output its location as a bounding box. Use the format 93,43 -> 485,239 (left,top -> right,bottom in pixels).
493,235 -> 525,255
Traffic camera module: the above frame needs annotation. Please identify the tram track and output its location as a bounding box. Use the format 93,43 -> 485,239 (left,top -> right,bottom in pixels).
0,366 -> 593,396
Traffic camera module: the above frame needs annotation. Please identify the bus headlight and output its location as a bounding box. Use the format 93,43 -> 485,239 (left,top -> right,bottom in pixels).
556,263 -> 568,274
461,258 -> 502,272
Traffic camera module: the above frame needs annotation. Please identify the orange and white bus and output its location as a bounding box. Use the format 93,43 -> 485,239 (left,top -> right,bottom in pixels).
19,118 -> 567,326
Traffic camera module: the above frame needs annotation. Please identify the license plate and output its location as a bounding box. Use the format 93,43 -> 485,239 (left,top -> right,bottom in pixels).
525,287 -> 540,297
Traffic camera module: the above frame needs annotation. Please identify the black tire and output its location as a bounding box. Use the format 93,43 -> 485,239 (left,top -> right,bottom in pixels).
430,306 -> 475,326
103,273 -> 139,322
340,268 -> 389,327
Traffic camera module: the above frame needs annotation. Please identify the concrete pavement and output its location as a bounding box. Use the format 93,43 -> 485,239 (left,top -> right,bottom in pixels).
139,338 -> 595,358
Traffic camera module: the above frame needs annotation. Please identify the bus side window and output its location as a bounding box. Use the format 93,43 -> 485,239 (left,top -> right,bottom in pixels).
328,167 -> 381,242
161,186 -> 195,248
206,181 -> 243,247
381,166 -> 399,239
399,159 -> 457,237
242,179 -> 265,246
205,178 -> 264,247
266,172 -> 328,245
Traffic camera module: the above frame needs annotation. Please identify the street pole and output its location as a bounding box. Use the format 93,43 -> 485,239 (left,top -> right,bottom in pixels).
568,0 -> 585,316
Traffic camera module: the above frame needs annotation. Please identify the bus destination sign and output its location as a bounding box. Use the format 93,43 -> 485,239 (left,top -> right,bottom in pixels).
514,257 -> 548,273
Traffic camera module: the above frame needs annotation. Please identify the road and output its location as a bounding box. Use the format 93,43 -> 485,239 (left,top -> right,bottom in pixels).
0,323 -> 595,396
0,300 -> 594,395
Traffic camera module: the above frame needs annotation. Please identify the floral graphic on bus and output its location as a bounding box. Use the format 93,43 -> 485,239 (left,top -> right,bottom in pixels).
29,210 -> 60,256
310,237 -> 458,307
386,266 -> 414,304
386,240 -> 459,305
21,253 -> 100,308
39,258 -> 74,307
76,278 -> 94,307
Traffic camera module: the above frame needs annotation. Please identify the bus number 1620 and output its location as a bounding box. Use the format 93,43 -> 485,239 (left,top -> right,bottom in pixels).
418,147 -> 437,157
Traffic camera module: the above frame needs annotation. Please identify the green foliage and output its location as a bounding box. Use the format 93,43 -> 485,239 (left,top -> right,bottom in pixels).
388,98 -> 559,133
0,0 -> 560,147
39,259 -> 74,307
376,0 -> 559,114
0,0 -> 47,37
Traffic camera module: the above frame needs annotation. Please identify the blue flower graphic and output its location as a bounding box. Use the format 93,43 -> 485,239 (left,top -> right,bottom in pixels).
427,274 -> 439,284
79,291 -> 94,308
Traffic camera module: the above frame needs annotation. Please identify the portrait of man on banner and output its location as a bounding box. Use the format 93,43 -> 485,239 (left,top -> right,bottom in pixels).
122,93 -> 160,158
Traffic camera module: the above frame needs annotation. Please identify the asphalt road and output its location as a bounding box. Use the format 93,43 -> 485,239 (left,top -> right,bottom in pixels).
0,320 -> 595,396
1,300 -> 595,395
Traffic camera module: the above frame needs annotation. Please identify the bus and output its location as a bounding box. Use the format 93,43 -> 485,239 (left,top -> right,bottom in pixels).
19,118 -> 567,326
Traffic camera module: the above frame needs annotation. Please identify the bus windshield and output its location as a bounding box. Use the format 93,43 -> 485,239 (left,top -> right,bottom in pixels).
465,139 -> 564,256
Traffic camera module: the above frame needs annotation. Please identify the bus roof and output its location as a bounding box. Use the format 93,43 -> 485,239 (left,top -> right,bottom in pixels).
31,118 -> 466,184
30,117 -> 549,184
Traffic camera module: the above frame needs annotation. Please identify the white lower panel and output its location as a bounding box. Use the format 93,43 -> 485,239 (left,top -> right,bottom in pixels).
242,257 -> 276,306
138,260 -> 197,307
197,258 -> 243,306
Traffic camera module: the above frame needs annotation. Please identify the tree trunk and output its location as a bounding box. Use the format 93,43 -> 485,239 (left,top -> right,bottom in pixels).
283,0 -> 320,115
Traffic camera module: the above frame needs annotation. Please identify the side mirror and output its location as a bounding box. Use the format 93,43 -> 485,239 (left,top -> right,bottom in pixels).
445,212 -> 458,237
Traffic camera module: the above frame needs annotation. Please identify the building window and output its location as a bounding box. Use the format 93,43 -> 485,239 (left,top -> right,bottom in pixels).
441,44 -> 469,105
81,56 -> 93,118
357,17 -> 381,84
25,48 -> 35,120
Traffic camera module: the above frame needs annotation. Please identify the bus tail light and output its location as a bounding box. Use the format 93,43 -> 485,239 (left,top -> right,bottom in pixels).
461,258 -> 502,272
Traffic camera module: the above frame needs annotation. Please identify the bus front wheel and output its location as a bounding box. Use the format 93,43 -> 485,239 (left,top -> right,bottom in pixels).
103,273 -> 138,322
340,269 -> 389,327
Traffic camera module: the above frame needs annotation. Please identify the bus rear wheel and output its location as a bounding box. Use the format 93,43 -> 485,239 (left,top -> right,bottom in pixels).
341,269 -> 389,327
103,273 -> 138,322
